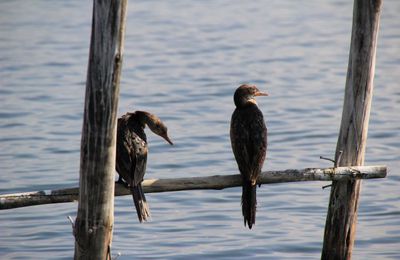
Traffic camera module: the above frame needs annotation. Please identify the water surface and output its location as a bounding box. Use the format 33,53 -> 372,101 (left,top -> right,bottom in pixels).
0,1 -> 399,259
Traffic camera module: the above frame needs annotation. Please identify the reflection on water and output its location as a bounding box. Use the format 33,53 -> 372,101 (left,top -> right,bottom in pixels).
0,0 -> 399,259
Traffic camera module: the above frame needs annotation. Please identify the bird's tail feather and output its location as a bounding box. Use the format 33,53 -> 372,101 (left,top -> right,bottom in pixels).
242,181 -> 257,229
131,184 -> 150,222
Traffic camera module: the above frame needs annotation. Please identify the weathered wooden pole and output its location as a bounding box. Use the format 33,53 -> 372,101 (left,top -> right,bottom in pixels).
74,0 -> 127,259
321,0 -> 382,259
0,166 -> 387,210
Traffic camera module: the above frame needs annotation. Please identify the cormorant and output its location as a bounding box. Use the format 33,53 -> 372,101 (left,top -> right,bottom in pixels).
116,111 -> 173,222
230,84 -> 268,229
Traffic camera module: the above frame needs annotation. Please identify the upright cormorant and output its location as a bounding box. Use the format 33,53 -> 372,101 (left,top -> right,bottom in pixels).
116,111 -> 173,222
230,84 -> 268,229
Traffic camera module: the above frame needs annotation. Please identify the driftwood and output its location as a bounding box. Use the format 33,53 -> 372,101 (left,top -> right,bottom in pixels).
0,165 -> 386,210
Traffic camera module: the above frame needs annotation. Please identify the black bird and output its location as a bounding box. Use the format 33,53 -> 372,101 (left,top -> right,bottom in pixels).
116,111 -> 173,222
230,84 -> 268,229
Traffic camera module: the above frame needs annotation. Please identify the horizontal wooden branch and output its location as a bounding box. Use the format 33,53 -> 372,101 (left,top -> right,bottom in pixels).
0,165 -> 386,210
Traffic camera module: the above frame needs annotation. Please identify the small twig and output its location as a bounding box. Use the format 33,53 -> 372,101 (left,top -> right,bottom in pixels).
320,152 -> 342,190
112,252 -> 122,260
322,184 -> 332,189
335,150 -> 343,167
67,215 -> 75,228
349,167 -> 361,174
67,215 -> 77,238
108,244 -> 122,260
320,156 -> 335,164
107,245 -> 111,260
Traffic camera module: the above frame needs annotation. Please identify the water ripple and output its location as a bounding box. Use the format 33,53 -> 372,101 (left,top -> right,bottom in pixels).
1,0 -> 399,259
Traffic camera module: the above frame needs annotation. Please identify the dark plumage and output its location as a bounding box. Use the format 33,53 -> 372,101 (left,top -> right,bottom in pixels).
230,84 -> 268,229
116,111 -> 173,222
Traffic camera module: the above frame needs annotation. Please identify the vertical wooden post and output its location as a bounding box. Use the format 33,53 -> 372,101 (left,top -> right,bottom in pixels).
74,0 -> 127,259
321,0 -> 382,259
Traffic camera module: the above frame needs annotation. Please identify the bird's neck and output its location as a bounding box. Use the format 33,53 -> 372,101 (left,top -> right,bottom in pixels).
247,98 -> 257,105
134,111 -> 152,127
125,112 -> 146,133
235,98 -> 258,108
134,111 -> 160,138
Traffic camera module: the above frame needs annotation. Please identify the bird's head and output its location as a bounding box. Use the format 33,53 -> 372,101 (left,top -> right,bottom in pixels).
141,112 -> 173,145
233,84 -> 268,107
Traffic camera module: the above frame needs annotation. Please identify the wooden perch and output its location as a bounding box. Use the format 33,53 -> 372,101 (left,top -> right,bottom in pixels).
0,165 -> 386,210
321,1 -> 383,259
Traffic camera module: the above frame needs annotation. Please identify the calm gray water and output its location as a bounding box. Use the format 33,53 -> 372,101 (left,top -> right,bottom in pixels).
0,1 -> 399,259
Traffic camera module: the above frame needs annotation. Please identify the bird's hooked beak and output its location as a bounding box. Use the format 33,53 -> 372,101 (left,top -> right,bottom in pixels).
254,90 -> 269,97
161,133 -> 173,145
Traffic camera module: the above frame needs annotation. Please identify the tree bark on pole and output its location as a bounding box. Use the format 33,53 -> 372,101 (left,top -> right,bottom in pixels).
321,0 -> 382,259
74,0 -> 127,259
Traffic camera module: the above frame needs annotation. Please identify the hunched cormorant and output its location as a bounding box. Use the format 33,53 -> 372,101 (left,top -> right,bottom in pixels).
116,111 -> 173,222
230,84 -> 268,229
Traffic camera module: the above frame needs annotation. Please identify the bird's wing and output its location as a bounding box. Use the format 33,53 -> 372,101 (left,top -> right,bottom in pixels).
116,118 -> 148,187
230,107 -> 267,183
116,119 -> 133,183
230,111 -> 252,174
130,135 -> 148,186
248,109 -> 267,177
